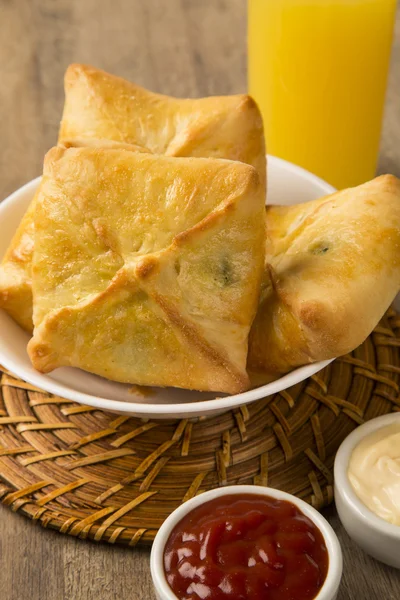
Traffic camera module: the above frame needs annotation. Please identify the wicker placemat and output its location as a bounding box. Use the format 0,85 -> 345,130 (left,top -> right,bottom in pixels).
0,309 -> 399,547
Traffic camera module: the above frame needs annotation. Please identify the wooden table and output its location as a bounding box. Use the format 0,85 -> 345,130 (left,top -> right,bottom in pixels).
0,1 -> 399,598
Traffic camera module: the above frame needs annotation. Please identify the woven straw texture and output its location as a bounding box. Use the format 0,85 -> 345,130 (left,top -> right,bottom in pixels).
0,309 -> 399,547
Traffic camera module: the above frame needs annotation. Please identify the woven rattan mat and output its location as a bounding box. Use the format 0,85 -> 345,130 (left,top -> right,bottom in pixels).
0,309 -> 399,547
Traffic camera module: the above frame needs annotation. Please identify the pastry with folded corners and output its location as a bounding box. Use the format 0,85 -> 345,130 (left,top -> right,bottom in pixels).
0,65 -> 266,334
59,64 -> 266,185
0,139 -> 148,333
27,146 -> 265,393
248,175 -> 400,384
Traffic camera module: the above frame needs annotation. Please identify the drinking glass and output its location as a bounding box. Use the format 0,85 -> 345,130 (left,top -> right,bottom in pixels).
248,0 -> 397,189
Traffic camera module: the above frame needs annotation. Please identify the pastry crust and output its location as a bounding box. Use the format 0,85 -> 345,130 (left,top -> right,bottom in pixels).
59,64 -> 266,185
0,190 -> 38,331
60,137 -> 150,153
248,175 -> 400,382
28,146 -> 265,393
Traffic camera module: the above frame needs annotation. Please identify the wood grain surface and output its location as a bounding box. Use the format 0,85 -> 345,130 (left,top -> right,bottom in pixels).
0,0 -> 399,598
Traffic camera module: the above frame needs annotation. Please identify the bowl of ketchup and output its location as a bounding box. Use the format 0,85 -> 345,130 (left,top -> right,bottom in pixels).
151,485 -> 342,600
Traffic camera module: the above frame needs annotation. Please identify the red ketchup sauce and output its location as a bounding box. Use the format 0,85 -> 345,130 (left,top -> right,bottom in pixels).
164,494 -> 329,600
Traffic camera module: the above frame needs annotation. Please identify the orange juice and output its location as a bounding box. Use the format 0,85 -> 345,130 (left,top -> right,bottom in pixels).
248,0 -> 396,189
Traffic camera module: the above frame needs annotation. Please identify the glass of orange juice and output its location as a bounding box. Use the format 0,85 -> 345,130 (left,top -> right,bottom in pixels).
248,0 -> 397,189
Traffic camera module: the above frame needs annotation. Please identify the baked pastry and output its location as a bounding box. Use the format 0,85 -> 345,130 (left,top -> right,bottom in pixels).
0,139 -> 147,333
0,65 -> 265,334
28,146 -> 265,393
59,64 -> 266,185
248,175 -> 400,383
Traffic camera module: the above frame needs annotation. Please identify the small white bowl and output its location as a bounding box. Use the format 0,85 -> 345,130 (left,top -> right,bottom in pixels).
334,413 -> 400,568
0,156 -> 335,419
150,485 -> 343,600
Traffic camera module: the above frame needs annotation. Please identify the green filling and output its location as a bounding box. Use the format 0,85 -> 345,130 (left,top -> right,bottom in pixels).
213,257 -> 235,287
309,242 -> 330,255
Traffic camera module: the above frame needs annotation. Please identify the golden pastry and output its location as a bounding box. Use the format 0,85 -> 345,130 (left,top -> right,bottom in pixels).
59,64 -> 266,185
0,139 -> 147,333
248,175 -> 400,383
28,146 -> 265,393
0,65 -> 265,333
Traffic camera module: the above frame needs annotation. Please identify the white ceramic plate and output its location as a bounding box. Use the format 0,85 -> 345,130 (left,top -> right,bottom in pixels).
0,156 -> 335,419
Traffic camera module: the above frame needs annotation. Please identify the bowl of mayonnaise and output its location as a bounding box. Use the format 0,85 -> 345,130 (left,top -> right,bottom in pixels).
334,412 -> 400,568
